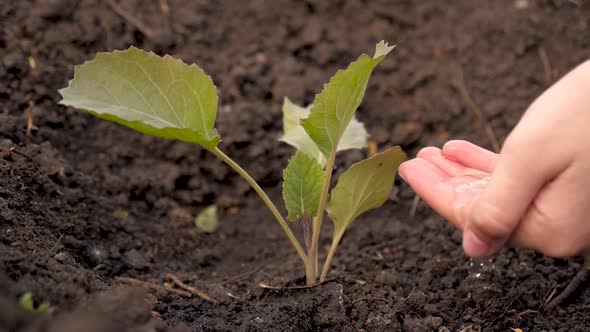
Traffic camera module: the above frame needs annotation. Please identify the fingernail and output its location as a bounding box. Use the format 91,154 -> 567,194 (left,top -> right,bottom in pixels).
463,229 -> 490,257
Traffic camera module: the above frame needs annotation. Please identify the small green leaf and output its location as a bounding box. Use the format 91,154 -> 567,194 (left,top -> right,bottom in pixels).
18,292 -> 52,314
301,41 -> 394,158
58,47 -> 220,148
338,116 -> 369,152
282,151 -> 323,221
374,40 -> 395,58
280,98 -> 319,161
280,97 -> 368,166
194,205 -> 218,233
326,146 -> 405,235
114,208 -> 129,219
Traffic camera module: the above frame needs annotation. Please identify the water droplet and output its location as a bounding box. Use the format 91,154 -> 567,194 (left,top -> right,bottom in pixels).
455,177 -> 490,194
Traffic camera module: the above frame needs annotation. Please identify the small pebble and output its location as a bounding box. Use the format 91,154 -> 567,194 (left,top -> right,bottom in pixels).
54,252 -> 69,263
123,249 -> 148,270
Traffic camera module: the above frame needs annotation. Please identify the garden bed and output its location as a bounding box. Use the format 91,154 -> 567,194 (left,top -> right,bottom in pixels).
1,1 -> 590,331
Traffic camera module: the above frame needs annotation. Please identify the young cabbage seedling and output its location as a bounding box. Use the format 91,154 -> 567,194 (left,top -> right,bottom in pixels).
58,41 -> 405,285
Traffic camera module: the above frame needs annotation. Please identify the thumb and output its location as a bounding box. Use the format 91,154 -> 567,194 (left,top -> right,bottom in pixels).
462,141 -> 553,257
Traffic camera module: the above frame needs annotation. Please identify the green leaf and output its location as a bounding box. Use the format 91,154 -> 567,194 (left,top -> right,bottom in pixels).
18,292 -> 52,314
194,205 -> 218,233
301,41 -> 394,158
282,151 -> 323,221
326,146 -> 405,235
280,97 -> 369,166
113,208 -> 129,219
280,98 -> 319,161
338,115 -> 369,152
58,47 -> 220,148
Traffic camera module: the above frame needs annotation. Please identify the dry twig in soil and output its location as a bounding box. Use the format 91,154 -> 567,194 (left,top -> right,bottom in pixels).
456,68 -> 500,153
116,276 -> 192,298
544,261 -> 590,313
165,273 -> 218,304
538,48 -> 553,84
105,0 -> 157,40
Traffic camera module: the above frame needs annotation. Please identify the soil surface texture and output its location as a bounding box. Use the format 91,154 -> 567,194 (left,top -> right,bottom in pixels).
2,0 -> 590,331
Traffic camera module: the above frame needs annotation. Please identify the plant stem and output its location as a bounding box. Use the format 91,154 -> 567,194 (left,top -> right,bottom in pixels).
210,147 -> 309,269
305,259 -> 315,286
309,151 -> 336,278
319,230 -> 344,282
302,215 -> 312,253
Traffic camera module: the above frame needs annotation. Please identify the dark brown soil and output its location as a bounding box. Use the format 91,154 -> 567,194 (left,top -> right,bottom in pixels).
2,0 -> 590,331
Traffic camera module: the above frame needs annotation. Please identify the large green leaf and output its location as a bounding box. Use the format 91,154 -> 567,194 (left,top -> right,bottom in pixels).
326,146 -> 405,235
282,151 -> 323,221
301,41 -> 394,158
58,47 -> 220,148
279,97 -> 368,166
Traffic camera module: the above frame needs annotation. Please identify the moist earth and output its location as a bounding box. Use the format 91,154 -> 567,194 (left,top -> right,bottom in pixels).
1,0 -> 590,331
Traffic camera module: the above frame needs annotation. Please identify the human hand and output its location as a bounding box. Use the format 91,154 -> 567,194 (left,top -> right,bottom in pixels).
398,60 -> 590,259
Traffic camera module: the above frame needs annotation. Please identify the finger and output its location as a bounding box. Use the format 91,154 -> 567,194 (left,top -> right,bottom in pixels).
442,140 -> 498,173
509,163 -> 590,258
460,129 -> 568,258
399,158 -> 449,190
399,158 -> 462,229
461,64 -> 586,258
463,62 -> 590,257
416,147 -> 467,177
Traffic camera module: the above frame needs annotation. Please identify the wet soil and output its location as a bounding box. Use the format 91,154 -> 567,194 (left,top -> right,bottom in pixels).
2,0 -> 590,331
